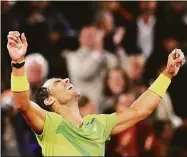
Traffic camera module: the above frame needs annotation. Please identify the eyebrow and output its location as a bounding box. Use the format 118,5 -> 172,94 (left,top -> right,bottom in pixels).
53,79 -> 62,87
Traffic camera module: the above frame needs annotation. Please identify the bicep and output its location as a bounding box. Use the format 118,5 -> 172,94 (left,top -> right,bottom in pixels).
112,107 -> 142,135
21,101 -> 46,134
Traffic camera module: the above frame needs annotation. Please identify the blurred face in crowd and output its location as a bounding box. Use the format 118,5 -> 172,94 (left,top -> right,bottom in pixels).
107,69 -> 126,95
1,1 -> 15,12
43,78 -> 80,106
97,11 -> 114,33
126,55 -> 145,81
163,38 -> 179,53
26,60 -> 43,85
99,1 -> 120,11
139,1 -> 158,14
170,2 -> 185,13
107,1 -> 120,11
116,93 -> 135,112
79,26 -> 96,49
30,1 -> 50,9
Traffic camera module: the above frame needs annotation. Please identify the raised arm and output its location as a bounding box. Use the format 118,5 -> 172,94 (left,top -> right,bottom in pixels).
112,49 -> 185,135
7,31 -> 46,134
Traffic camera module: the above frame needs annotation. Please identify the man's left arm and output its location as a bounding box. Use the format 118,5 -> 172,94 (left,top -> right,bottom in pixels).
112,49 -> 185,135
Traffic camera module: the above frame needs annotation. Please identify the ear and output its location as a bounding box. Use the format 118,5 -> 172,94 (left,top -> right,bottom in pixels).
44,96 -> 55,107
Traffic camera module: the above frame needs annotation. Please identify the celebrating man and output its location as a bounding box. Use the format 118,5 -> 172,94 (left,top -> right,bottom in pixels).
7,31 -> 185,156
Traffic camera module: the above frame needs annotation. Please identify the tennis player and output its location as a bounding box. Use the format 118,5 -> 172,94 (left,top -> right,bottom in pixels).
7,31 -> 185,156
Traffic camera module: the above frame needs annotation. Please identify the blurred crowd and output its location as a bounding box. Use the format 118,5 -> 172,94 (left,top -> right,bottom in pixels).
1,1 -> 187,157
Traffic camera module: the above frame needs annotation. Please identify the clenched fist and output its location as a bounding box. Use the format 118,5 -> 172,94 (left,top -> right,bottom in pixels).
163,49 -> 185,79
7,31 -> 28,62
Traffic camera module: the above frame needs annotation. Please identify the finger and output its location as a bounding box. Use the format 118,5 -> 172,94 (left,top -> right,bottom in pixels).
7,34 -> 19,41
17,36 -> 22,44
9,31 -> 20,37
173,57 -> 184,67
178,51 -> 184,59
175,49 -> 182,58
21,33 -> 28,46
7,39 -> 17,46
169,49 -> 177,60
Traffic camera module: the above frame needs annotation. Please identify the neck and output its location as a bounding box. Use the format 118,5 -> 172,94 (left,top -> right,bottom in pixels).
53,100 -> 83,127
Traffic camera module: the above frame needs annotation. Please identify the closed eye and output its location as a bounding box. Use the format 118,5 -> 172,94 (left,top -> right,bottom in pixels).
54,80 -> 61,87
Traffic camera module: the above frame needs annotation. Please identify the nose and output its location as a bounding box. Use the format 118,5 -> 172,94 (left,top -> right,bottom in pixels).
64,78 -> 70,84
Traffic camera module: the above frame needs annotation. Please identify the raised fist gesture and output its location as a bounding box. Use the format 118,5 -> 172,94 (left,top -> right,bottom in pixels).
7,31 -> 28,62
163,49 -> 185,79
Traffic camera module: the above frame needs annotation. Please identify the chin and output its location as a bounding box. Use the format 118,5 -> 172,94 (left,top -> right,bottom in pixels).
71,89 -> 81,98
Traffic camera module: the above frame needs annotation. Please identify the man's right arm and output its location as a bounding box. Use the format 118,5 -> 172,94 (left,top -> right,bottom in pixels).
8,31 -> 46,134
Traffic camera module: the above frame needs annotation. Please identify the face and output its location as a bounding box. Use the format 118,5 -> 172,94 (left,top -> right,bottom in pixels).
30,1 -> 50,9
43,78 -> 80,105
27,61 -> 42,85
139,1 -> 157,14
164,39 -> 179,53
127,55 -> 145,80
79,26 -> 96,49
108,70 -> 125,95
108,1 -> 120,11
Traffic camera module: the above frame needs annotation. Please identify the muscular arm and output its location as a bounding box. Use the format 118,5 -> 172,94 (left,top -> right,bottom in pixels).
112,89 -> 160,135
7,31 -> 47,134
112,48 -> 185,135
12,65 -> 46,134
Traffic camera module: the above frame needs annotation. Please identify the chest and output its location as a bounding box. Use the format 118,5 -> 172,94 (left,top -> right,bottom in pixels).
55,118 -> 105,143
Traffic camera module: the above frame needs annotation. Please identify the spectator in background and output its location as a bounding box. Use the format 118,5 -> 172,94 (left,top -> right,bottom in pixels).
25,53 -> 49,98
163,2 -> 187,44
19,2 -> 49,55
1,53 -> 49,156
64,26 -> 118,113
97,1 -> 137,53
1,1 -> 23,91
169,119 -> 187,157
105,92 -> 155,157
95,10 -> 127,55
149,64 -> 182,128
125,51 -> 146,97
102,67 -> 130,113
144,33 -> 187,120
134,1 -> 164,60
151,120 -> 174,157
143,32 -> 180,84
19,2 -> 73,80
1,90 -> 20,156
78,96 -> 96,117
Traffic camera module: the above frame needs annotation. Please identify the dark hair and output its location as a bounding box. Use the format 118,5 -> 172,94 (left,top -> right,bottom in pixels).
78,95 -> 90,108
153,120 -> 171,138
34,81 -> 51,111
103,67 -> 130,97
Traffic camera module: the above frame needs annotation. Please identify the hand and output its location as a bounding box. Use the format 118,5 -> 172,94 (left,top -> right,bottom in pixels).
93,30 -> 105,53
113,27 -> 125,45
7,31 -> 28,62
163,49 -> 185,79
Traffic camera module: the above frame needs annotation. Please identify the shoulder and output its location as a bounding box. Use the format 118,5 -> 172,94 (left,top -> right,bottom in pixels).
45,111 -> 62,126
